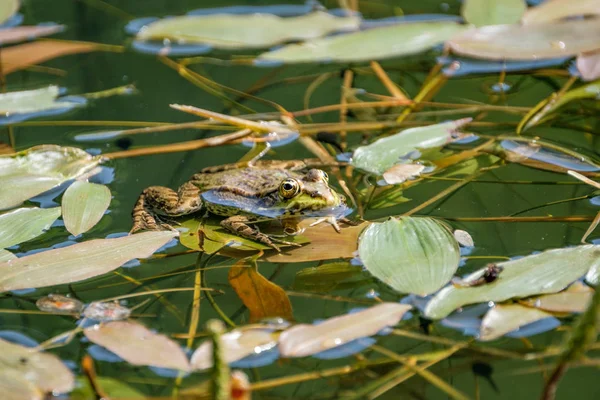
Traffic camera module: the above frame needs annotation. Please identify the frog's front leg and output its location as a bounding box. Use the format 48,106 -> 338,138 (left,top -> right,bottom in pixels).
220,216 -> 302,252
130,182 -> 202,233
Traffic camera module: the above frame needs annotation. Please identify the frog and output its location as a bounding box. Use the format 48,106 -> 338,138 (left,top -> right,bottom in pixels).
130,160 -> 351,251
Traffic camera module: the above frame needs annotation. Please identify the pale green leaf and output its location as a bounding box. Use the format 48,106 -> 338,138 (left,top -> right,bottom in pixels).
136,11 -> 360,49
0,231 -> 177,292
0,85 -> 81,114
424,245 -> 600,319
0,338 -> 74,394
257,21 -> 469,63
358,217 -> 460,296
462,0 -> 526,27
351,119 -> 471,175
84,320 -> 190,371
0,144 -> 102,210
0,249 -> 15,262
479,304 -> 554,341
520,282 -> 593,313
448,18 -> 600,60
0,0 -> 18,25
0,369 -> 41,400
62,181 -> 111,236
0,207 -> 61,249
279,303 -> 412,357
522,0 -> 600,25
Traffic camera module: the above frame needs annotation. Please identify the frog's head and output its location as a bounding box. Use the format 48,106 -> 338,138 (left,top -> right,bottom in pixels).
275,169 -> 346,216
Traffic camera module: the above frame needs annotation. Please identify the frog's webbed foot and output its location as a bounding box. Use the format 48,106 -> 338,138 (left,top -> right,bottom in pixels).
220,216 -> 302,252
130,183 -> 202,234
309,216 -> 359,233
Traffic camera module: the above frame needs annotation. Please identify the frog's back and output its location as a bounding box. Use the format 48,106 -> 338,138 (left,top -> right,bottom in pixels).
190,167 -> 296,196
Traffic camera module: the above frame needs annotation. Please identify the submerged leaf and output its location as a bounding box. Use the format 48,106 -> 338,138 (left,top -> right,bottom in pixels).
257,21 -> 468,63
0,337 -> 74,394
522,0 -> 600,25
358,217 -> 460,296
462,0 -> 526,27
136,11 -> 360,49
0,145 -> 102,210
191,327 -> 277,370
0,25 -> 64,46
0,207 -> 61,249
84,321 -> 190,371
228,261 -> 293,323
520,282 -> 593,313
448,18 -> 600,60
62,181 -> 111,236
479,304 -> 555,341
0,0 -> 18,25
279,303 -> 411,357
424,245 -> 600,319
351,119 -> 471,175
293,262 -> 367,292
0,231 -> 177,292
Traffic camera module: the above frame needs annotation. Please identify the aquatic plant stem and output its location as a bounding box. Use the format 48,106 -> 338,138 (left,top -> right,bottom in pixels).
370,61 -> 408,100
339,68 -> 354,150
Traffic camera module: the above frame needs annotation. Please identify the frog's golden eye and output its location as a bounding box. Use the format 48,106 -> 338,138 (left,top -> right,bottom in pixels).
321,171 -> 329,182
279,179 -> 300,199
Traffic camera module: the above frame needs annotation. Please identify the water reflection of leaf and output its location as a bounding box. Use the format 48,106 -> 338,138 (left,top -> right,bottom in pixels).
293,261 -> 367,293
228,260 -> 293,323
62,181 -> 111,236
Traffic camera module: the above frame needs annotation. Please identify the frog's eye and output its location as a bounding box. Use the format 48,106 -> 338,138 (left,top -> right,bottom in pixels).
322,171 -> 329,182
279,179 -> 301,199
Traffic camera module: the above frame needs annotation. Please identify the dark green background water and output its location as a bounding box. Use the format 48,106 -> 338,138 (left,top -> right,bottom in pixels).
3,0 -> 600,398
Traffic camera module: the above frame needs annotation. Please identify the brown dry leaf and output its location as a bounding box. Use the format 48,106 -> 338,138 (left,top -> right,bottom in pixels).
0,142 -> 13,155
262,219 -> 370,263
382,163 -> 425,185
0,369 -> 42,400
519,281 -> 593,313
1,40 -> 102,74
0,25 -> 64,46
479,304 -> 554,341
577,51 -> 600,81
228,261 -> 293,323
84,320 -> 191,371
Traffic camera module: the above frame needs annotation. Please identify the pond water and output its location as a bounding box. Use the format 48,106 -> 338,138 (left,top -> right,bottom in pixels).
2,0 -> 600,399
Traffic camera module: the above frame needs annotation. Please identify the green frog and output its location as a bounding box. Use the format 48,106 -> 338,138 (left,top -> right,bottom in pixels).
130,160 -> 350,251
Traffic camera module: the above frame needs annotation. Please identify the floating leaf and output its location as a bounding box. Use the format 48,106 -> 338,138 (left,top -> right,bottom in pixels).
382,163 -> 425,185
136,11 -> 360,49
70,376 -> 146,400
257,21 -> 468,63
424,245 -> 600,319
0,25 -> 64,46
448,18 -> 600,60
228,261 -> 293,323
461,0 -> 526,27
293,262 -> 367,292
0,249 -> 15,262
0,85 -> 84,124
191,326 -> 277,370
358,217 -> 460,296
0,231 -> 177,292
577,51 -> 600,81
0,145 -> 102,210
454,229 -> 474,247
62,181 -> 111,236
351,119 -> 471,175
0,0 -> 18,25
2,40 -> 103,75
0,369 -> 41,400
479,304 -> 555,341
522,0 -> 600,25
520,282 -> 594,313
0,338 -> 74,394
0,207 -> 61,249
279,303 -> 411,357
84,320 -> 190,371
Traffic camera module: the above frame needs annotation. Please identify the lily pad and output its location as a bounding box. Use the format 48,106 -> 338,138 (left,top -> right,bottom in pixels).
0,0 -> 18,25
479,304 -> 555,341
136,11 -> 360,49
62,181 -> 111,236
84,320 -> 190,371
0,231 -> 177,292
522,0 -> 600,25
358,217 -> 460,296
424,245 -> 600,319
279,303 -> 411,357
257,21 -> 469,64
448,18 -> 600,60
351,119 -> 471,175
0,145 -> 102,210
461,0 -> 527,27
0,207 -> 61,249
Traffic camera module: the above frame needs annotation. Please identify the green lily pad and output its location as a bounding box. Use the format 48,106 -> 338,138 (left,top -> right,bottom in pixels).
358,217 -> 460,296
0,207 -> 61,249
0,145 -> 103,210
424,244 -> 600,319
462,0 -> 526,27
257,21 -> 469,64
351,119 -> 471,175
62,181 -> 111,236
136,11 -> 360,49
